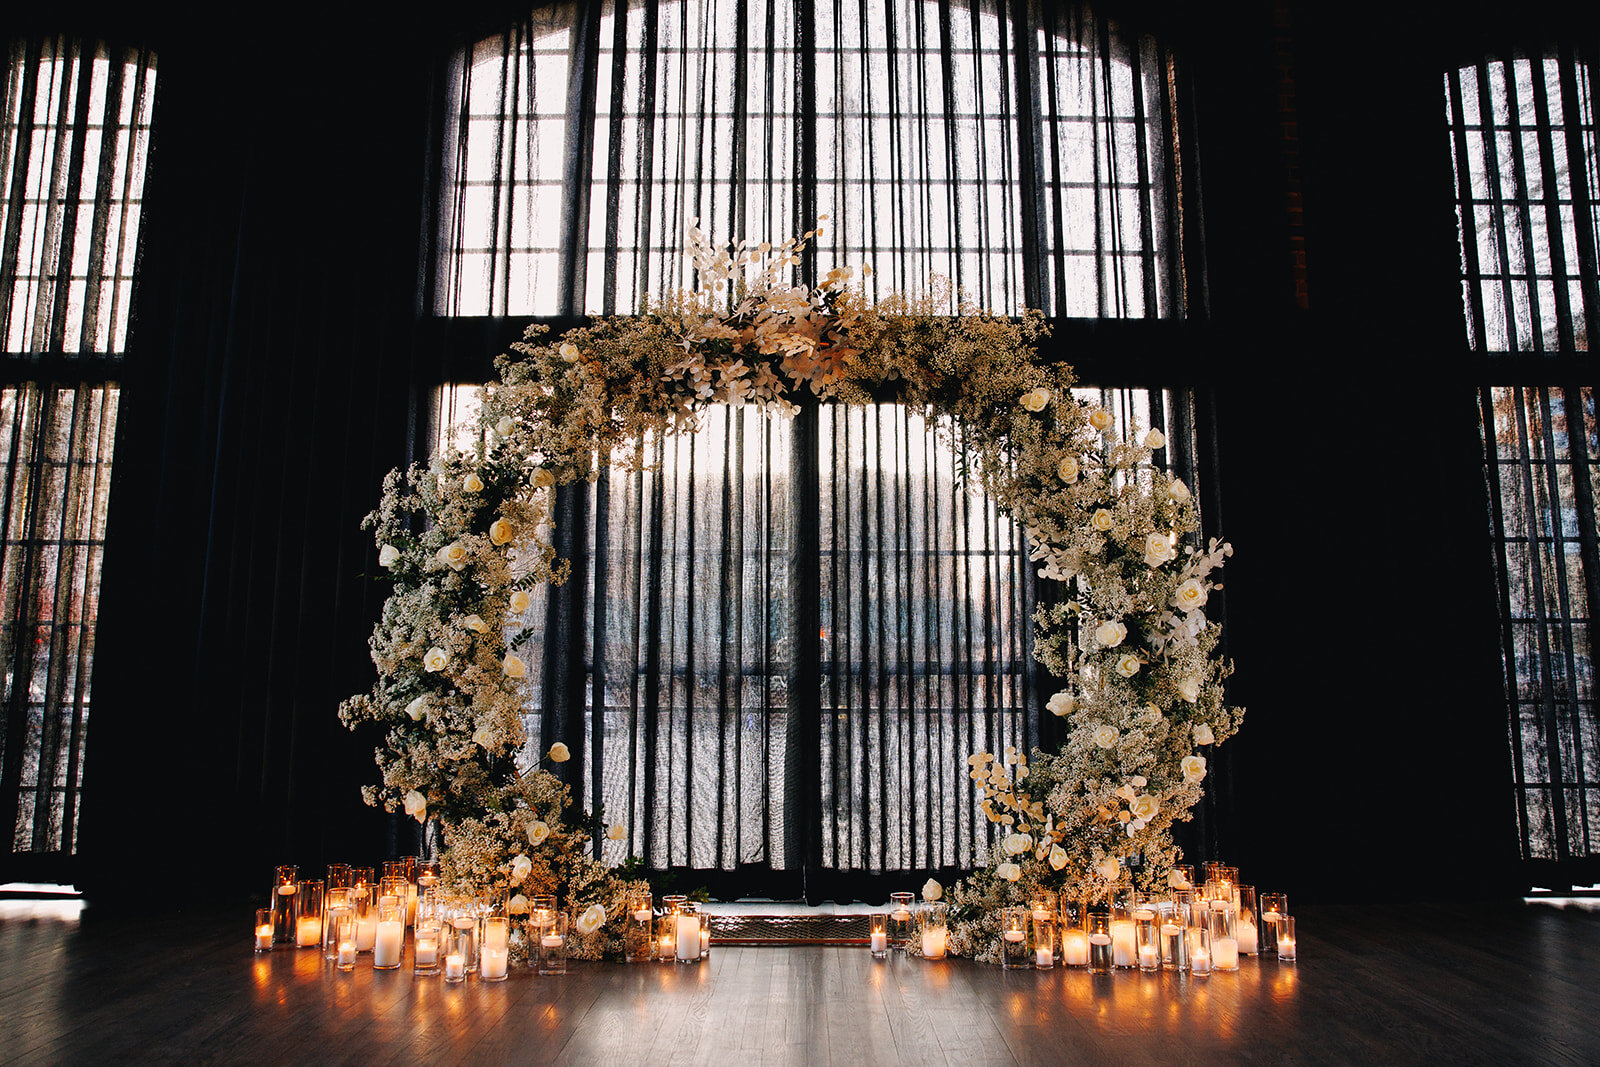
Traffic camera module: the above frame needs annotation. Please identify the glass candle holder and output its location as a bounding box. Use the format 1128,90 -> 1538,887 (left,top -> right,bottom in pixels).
254,908 -> 274,953
1160,898 -> 1188,972
1208,900 -> 1239,971
447,905 -> 479,972
443,919 -> 471,983
869,914 -> 889,958
656,915 -> 677,963
480,916 -> 510,981
335,916 -> 357,971
1032,915 -> 1057,970
1133,902 -> 1161,972
918,902 -> 948,960
351,879 -> 377,953
414,918 -> 442,976
1086,907 -> 1113,974
416,861 -> 441,904
325,864 -> 351,891
888,892 -> 916,952
625,891 -> 654,963
1000,906 -> 1031,969
1029,890 -> 1057,932
1236,886 -> 1259,955
1276,915 -> 1297,961
1059,897 -> 1087,967
699,912 -> 712,959
323,888 -> 351,959
378,875 -> 406,916
530,895 -> 559,948
294,881 -> 324,948
1260,892 -> 1288,935
1190,916 -> 1213,977
270,866 -> 298,945
1109,885 -> 1136,970
373,901 -> 405,970
675,904 -> 703,963
539,913 -> 569,975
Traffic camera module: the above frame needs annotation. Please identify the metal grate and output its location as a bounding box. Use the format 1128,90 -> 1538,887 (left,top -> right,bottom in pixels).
707,912 -> 871,945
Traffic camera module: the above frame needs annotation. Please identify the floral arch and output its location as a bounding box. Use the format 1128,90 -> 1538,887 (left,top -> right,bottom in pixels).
340,228 -> 1241,959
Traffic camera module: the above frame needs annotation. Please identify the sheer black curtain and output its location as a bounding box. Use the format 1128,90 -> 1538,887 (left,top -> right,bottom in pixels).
421,0 -> 1205,899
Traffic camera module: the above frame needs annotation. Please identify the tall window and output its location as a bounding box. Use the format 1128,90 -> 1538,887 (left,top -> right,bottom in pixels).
428,0 -> 1199,886
0,37 -> 156,861
1446,49 -> 1600,870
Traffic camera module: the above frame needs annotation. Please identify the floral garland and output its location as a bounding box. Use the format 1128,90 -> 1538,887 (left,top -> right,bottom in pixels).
340,223 -> 1240,962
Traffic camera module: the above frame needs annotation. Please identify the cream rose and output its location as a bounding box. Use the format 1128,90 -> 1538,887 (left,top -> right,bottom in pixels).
558,341 -> 581,362
436,541 -> 469,571
423,646 -> 449,672
510,854 -> 533,881
996,862 -> 1022,882
1020,387 -> 1051,412
1193,723 -> 1215,746
1130,794 -> 1160,823
509,589 -> 532,614
1182,754 -> 1207,783
1049,844 -> 1068,871
489,518 -> 515,546
496,415 -> 517,436
1088,408 -> 1113,432
1091,509 -> 1114,532
1003,832 -> 1033,856
1097,856 -> 1122,882
1057,455 -> 1079,483
548,742 -> 571,763
1092,724 -> 1119,748
531,467 -> 556,490
1114,653 -> 1141,678
405,695 -> 427,721
464,614 -> 490,634
1046,690 -> 1076,717
508,893 -> 530,915
1168,478 -> 1191,504
472,724 -> 496,749
1094,619 -> 1127,648
922,878 -> 942,902
1178,675 -> 1202,703
463,472 -> 484,493
1174,578 -> 1208,610
526,820 -> 550,846
1143,532 -> 1176,568
607,823 -> 627,841
1143,428 -> 1166,450
378,544 -> 400,568
503,654 -> 528,679
403,789 -> 427,823
576,904 -> 607,935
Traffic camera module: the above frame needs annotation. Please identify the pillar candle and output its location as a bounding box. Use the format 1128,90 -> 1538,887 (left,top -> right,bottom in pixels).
373,918 -> 404,968
296,916 -> 322,948
338,940 -> 356,966
1213,937 -> 1239,970
405,885 -> 418,926
254,924 -> 273,951
480,947 -> 507,979
921,927 -> 947,959
355,914 -> 377,952
1035,946 -> 1053,968
676,915 -> 701,961
483,921 -> 509,955
1139,944 -> 1159,969
1110,920 -> 1136,967
1062,929 -> 1089,966
870,932 -> 887,953
445,953 -> 465,980
415,937 -> 439,967
1238,918 -> 1259,954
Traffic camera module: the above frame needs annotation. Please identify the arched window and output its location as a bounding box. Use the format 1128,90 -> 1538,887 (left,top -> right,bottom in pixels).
426,0 -> 1199,890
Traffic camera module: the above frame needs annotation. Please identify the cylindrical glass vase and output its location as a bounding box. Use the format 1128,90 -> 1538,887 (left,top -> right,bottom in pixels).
373,901 -> 405,970
918,902 -> 948,960
1087,907 -> 1113,975
675,904 -> 703,963
443,919 -> 471,983
335,916 -> 357,971
1133,902 -> 1161,972
447,905 -> 479,972
889,892 -> 916,952
254,908 -> 273,953
625,891 -> 654,963
1276,915 -> 1297,961
323,888 -> 352,959
1160,898 -> 1188,972
294,880 -> 324,948
1236,885 -> 1259,954
999,906 -> 1031,969
414,918 -> 442,976
1190,918 -> 1212,977
1032,915 -> 1057,970
869,913 -> 889,959
1208,901 -> 1239,972
480,916 -> 510,981
1059,896 -> 1087,967
539,912 -> 570,975
325,864 -> 351,891
270,866 -> 298,945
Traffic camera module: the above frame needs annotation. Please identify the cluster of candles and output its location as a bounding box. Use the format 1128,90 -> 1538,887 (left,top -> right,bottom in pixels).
256,864 -> 715,977
871,863 -> 1299,972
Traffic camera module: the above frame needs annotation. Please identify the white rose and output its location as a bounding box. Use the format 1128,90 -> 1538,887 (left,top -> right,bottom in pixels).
489,518 -> 515,545
1182,754 -> 1207,783
1003,832 -> 1033,856
1143,532 -> 1176,568
1193,723 -> 1215,746
1091,509 -> 1114,532
510,854 -> 533,881
378,544 -> 400,568
558,341 -> 581,362
1168,478 -> 1191,505
423,646 -> 449,672
1143,428 -> 1166,450
577,904 -> 606,935
1178,675 -> 1202,703
1020,387 -> 1051,413
1046,690 -> 1075,717
403,789 -> 427,823
436,541 -> 469,571
607,823 -> 627,841
1092,724 -> 1119,749
922,878 -> 943,902
1094,619 -> 1127,648
526,820 -> 550,846
472,724 -> 496,750
548,742 -> 571,763
1049,844 -> 1068,871
1130,794 -> 1160,822
1174,578 -> 1208,610
509,590 -> 532,614
996,862 -> 1022,882
405,696 -> 427,721
503,654 -> 528,679
463,472 -> 484,493
464,614 -> 490,634
508,893 -> 530,915
531,467 -> 556,490
1088,408 -> 1113,433
1057,455 -> 1079,483
1097,856 -> 1121,882
496,415 -> 517,436
1114,653 -> 1141,678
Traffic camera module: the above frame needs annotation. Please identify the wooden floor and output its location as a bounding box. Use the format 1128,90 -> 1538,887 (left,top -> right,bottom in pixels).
3,900 -> 1598,1065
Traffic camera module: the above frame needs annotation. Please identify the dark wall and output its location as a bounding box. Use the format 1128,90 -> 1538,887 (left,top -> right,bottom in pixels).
41,0 -> 1587,903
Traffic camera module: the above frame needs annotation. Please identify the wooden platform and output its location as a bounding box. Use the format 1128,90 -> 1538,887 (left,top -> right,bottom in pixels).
2,900 -> 1598,1064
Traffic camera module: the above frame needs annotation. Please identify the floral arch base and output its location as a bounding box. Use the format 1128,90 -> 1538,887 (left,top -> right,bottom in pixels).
339,229 -> 1242,961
